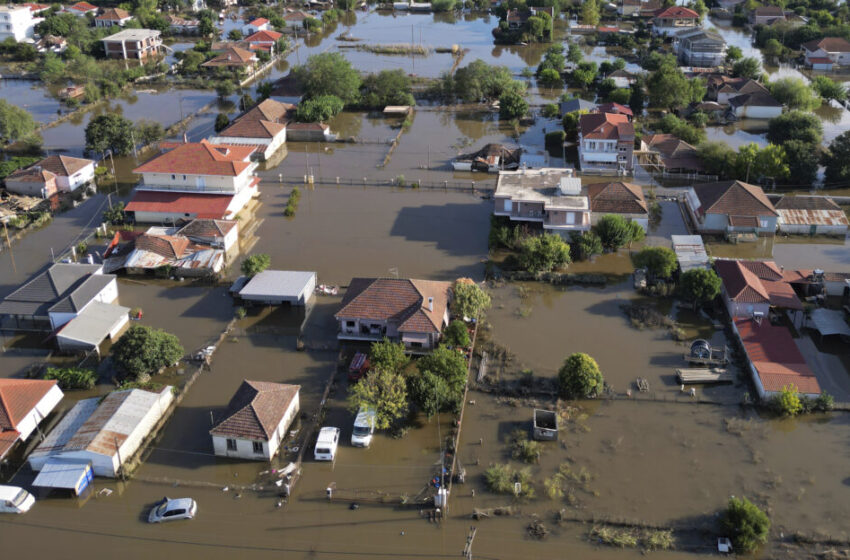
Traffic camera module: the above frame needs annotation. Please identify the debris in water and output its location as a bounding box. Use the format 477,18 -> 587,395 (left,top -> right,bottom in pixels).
222,486 -> 229,492
98,488 -> 113,497
350,503 -> 359,510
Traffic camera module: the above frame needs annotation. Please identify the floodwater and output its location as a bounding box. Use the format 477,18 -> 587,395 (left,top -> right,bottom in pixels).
0,79 -> 66,124
706,235 -> 850,272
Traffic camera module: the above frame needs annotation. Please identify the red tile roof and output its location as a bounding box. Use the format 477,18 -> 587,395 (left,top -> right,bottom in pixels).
177,218 -> 237,238
653,5 -> 699,18
247,17 -> 269,27
595,102 -> 633,117
201,46 -> 257,67
580,112 -> 634,140
715,259 -> 802,310
219,117 -> 285,139
336,278 -> 451,334
734,318 -> 820,394
134,234 -> 190,259
95,7 -> 130,20
68,1 -> 97,11
133,140 -> 254,177
0,379 -> 58,432
808,57 -> 834,64
210,380 -> 300,440
6,167 -> 56,183
125,191 -> 235,220
586,182 -> 647,214
245,29 -> 283,42
691,180 -> 777,218
802,37 -> 850,53
37,154 -> 94,177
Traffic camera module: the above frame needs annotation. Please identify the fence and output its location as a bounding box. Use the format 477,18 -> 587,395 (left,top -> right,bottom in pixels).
261,174 -> 496,193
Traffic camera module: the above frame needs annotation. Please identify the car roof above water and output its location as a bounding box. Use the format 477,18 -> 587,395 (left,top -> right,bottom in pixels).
317,427 -> 339,445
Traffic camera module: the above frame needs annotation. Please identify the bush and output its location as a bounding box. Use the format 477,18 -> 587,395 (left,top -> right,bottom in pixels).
722,496 -> 770,554
452,279 -> 491,320
111,325 -> 184,381
544,130 -> 566,148
214,113 -> 230,132
417,344 -> 468,396
570,231 -> 603,261
348,368 -> 408,430
538,68 -> 562,87
594,214 -> 634,251
541,103 -> 559,119
484,463 -> 534,497
510,429 -> 543,463
295,94 -> 344,123
771,384 -> 802,416
499,91 -> 528,120
632,246 -> 677,279
518,234 -> 571,273
44,367 -> 97,390
814,391 -> 834,412
443,319 -> 471,348
241,253 -> 271,277
103,201 -> 125,225
408,369 -> 455,417
558,352 -> 603,399
370,338 -> 408,374
283,187 -> 300,217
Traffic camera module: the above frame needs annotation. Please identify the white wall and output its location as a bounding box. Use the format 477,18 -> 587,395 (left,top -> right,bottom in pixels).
211,392 -> 299,460
734,105 -> 783,119
16,384 -> 63,442
223,224 -> 239,252
58,162 -> 95,192
0,7 -> 37,41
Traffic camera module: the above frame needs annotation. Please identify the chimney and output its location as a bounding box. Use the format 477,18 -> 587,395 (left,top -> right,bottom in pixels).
428,297 -> 434,312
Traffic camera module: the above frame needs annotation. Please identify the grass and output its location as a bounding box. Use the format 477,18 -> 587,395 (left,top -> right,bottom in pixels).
509,429 -> 543,463
591,526 -> 639,548
356,43 -> 430,56
590,526 -> 674,550
483,463 -> 535,498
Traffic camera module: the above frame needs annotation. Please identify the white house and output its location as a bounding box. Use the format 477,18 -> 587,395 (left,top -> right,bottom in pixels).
126,140 -> 260,223
242,17 -> 270,35
36,155 -> 95,192
29,386 -> 174,477
494,168 -> 591,233
0,264 -> 120,332
210,381 -> 300,461
282,11 -> 311,28
0,379 -> 64,461
94,7 -> 133,28
63,1 -> 98,17
802,37 -> 850,69
0,5 -> 39,41
728,92 -> 783,119
55,301 -> 130,354
578,112 -> 635,174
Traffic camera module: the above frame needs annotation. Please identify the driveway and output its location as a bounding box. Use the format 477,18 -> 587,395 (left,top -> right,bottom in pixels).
795,333 -> 850,403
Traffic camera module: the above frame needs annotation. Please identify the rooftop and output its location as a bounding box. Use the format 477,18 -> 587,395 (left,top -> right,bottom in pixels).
735,318 -> 820,394
715,259 -> 802,310
336,278 -> 452,334
495,168 -> 588,210
671,235 -> 710,271
690,180 -> 777,218
579,112 -> 634,140
102,28 -> 161,41
586,182 -> 647,215
56,301 -> 130,348
239,270 -> 317,299
0,263 -> 110,319
210,380 -> 300,441
0,379 -> 58,433
125,191 -> 235,220
133,140 -> 254,177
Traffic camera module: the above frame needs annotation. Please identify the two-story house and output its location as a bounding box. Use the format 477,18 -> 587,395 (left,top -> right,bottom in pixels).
209,98 -> 295,161
802,37 -> 850,70
0,5 -> 39,41
243,29 -> 284,55
493,168 -> 591,234
335,278 -> 452,353
684,180 -> 779,236
94,7 -> 132,28
102,28 -> 162,60
126,140 -> 260,223
578,112 -> 635,174
750,6 -> 785,25
675,28 -> 726,67
652,6 -> 700,36
243,17 -> 270,35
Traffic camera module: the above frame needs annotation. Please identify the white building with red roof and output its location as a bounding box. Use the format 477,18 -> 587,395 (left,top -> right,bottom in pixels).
335,278 -> 452,352
244,29 -> 284,55
652,5 -> 700,36
63,1 -> 98,16
578,112 -> 635,174
243,17 -> 270,35
802,37 -> 850,69
0,379 -> 64,461
126,140 -> 259,223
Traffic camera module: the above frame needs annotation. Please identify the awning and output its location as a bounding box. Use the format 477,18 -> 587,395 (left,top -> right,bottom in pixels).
33,458 -> 94,495
810,308 -> 850,337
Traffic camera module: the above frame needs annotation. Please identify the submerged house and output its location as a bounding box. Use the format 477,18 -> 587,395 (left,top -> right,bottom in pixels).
684,180 -> 778,237
586,181 -> 648,230
4,155 -> 95,197
639,133 -> 704,175
210,380 -> 300,461
452,143 -> 522,173
775,196 -> 849,236
29,386 -> 174,478
0,379 -> 64,462
494,168 -> 591,233
208,99 -> 296,161
335,278 -> 452,352
714,259 -> 804,328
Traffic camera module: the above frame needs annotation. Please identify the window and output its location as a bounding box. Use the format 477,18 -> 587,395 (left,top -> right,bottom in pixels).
226,438 -> 237,451
759,219 -> 768,228
182,175 -> 187,180
566,212 -> 575,225
171,174 -> 176,180
252,441 -> 264,454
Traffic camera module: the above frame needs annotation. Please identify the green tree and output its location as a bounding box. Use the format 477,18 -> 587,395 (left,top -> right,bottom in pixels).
567,43 -> 583,64
766,110 -> 822,146
443,319 -> 471,348
240,253 -> 271,277
408,370 -> 453,417
772,383 -> 803,416
594,214 -> 633,251
348,368 -> 408,430
103,201 -> 126,225
256,81 -> 273,101
763,38 -> 783,57
725,45 -> 743,62
558,352 -> 603,399
632,246 -> 677,279
499,90 -> 528,119
443,60 -> 519,102
296,52 -> 362,105
680,268 -> 721,310
658,113 -> 705,145
180,50 -> 205,73
823,131 -> 850,186
731,57 -> 761,79
562,109 -> 588,141
571,61 -> 597,90
607,88 -> 631,105
812,75 -> 847,102
781,139 -> 819,186
627,220 -> 645,248
360,69 -> 415,109
646,58 -> 705,110
227,29 -> 243,41
538,68 -> 562,88
417,344 -> 469,396
44,367 -> 97,390
215,80 -> 236,99
735,143 -> 788,182
541,103 -> 559,119
84,113 -> 135,156
518,233 -> 572,273
135,119 -> 164,145
0,100 -> 36,145
111,325 -> 184,380
768,77 -> 820,111
570,231 -> 603,261
295,94 -> 344,122
452,280 -> 491,320
721,497 -> 770,554
214,112 -> 230,132
369,338 -> 409,374
40,52 -> 66,83
581,0 -> 600,25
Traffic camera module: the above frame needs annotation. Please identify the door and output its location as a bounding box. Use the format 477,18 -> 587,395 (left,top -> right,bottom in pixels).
503,199 -> 512,212
196,176 -> 206,189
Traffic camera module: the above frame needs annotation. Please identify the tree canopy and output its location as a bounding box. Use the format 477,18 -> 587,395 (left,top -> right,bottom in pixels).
594,214 -> 639,251
766,111 -> 822,146
499,90 -> 529,119
679,268 -> 721,310
241,253 -> 271,277
632,246 -> 677,279
84,114 -> 135,156
722,497 -> 770,554
811,75 -> 847,102
295,94 -> 344,122
731,57 -> 761,79
646,56 -> 706,110
823,131 -> 850,186
518,233 -> 572,273
558,353 -> 604,399
111,325 -> 184,381
296,52 -> 362,105
441,59 -> 524,102
768,77 -> 820,111
348,368 -> 408,430
369,338 -> 409,374
0,100 -> 37,145
359,69 -> 415,109
452,279 -> 491,320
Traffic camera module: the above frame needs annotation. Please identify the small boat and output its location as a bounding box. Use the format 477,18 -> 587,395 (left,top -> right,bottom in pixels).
316,284 -> 339,295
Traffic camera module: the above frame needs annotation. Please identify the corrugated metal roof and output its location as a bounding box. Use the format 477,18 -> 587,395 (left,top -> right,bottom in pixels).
31,398 -> 100,460
671,235 -> 709,271
57,301 -> 129,347
777,208 -> 849,227
32,458 -> 91,490
239,270 -> 316,299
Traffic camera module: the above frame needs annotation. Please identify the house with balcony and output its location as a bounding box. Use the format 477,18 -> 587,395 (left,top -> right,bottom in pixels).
652,5 -> 700,36
684,180 -> 778,237
94,7 -> 132,28
0,5 -> 39,41
126,140 -> 259,223
802,37 -> 850,70
675,28 -> 726,67
335,278 -> 452,352
244,29 -> 284,55
208,98 -> 295,160
494,168 -> 591,234
102,28 -> 162,60
578,112 -> 635,174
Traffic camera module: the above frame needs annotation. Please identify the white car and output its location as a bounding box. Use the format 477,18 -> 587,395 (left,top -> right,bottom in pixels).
351,407 -> 376,448
314,427 -> 340,461
148,497 -> 198,523
0,485 -> 35,514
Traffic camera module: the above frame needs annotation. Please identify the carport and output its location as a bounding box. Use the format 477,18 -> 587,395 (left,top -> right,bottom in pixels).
32,458 -> 94,496
809,308 -> 850,342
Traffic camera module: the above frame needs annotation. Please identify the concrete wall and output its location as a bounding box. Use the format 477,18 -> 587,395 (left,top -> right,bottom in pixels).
58,162 -> 95,192
733,105 -> 783,119
5,177 -> 57,198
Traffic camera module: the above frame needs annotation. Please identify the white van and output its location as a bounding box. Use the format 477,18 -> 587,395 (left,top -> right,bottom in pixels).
314,427 -> 340,461
351,407 -> 376,448
0,485 -> 35,514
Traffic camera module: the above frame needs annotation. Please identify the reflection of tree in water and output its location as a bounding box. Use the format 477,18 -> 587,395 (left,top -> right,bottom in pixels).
274,59 -> 290,74
120,92 -> 139,105
433,12 -> 457,25
815,100 -> 845,125
329,110 -> 363,139
217,100 -> 237,115
340,11 -> 357,27
511,43 -> 548,68
452,110 -> 496,141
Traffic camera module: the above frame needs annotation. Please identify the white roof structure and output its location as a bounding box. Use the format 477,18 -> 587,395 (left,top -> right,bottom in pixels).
56,301 -> 129,349
0,485 -> 26,502
810,308 -> 850,338
32,458 -> 93,495
102,28 -> 161,42
238,270 -> 316,305
671,235 -> 710,272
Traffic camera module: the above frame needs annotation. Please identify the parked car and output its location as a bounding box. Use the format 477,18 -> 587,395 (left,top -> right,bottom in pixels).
351,406 -> 377,448
348,352 -> 370,381
0,486 -> 35,514
148,497 -> 198,523
314,426 -> 340,461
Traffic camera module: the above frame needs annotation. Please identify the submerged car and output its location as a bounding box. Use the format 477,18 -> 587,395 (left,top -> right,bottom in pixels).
0,485 -> 35,514
148,497 -> 197,523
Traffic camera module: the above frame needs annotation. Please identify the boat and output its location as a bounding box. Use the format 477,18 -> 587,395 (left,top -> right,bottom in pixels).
316,284 -> 339,295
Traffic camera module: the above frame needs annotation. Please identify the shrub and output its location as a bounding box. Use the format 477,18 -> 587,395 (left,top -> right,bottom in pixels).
241,253 -> 271,277
510,429 -> 543,463
518,233 -> 571,273
570,231 -> 603,261
110,325 -> 184,381
594,214 -> 634,251
443,319 -> 471,348
44,367 -> 97,390
452,279 -> 491,320
408,369 -> 455,417
814,391 -> 834,412
283,187 -> 300,217
632,246 -> 677,279
484,464 -> 534,497
721,496 -> 770,554
558,352 -> 603,399
771,384 -> 802,416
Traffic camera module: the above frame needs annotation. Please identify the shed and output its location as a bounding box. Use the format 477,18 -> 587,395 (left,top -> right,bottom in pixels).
32,458 -> 93,496
671,235 -> 710,272
55,301 -> 130,354
775,196 -> 849,236
238,270 -> 316,305
809,308 -> 850,339
383,106 -> 413,116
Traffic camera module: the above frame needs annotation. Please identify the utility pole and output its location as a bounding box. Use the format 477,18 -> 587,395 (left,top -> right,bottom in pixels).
462,526 -> 477,560
114,436 -> 126,481
3,222 -> 16,274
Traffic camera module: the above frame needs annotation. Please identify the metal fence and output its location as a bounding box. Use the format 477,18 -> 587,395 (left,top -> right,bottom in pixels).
261,175 -> 497,192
